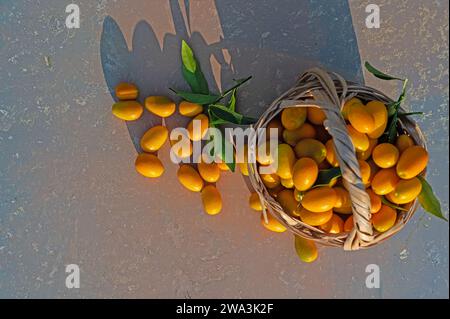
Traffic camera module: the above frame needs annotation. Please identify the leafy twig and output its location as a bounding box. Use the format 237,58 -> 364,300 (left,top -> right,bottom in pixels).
172,40 -> 254,172
365,62 -> 408,143
365,61 -> 444,222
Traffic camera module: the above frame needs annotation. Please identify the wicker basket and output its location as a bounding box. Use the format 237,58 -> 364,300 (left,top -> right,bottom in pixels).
248,68 -> 427,250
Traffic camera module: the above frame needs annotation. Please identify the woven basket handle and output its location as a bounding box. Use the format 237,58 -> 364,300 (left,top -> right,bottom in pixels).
296,68 -> 374,250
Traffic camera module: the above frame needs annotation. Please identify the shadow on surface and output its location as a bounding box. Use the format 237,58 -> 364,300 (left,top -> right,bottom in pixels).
100,0 -> 362,152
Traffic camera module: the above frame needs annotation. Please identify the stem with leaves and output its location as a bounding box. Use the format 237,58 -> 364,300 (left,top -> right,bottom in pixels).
364,62 -> 445,221
170,40 -> 256,171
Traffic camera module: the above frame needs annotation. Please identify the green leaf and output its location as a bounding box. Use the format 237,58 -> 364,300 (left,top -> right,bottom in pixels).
385,111 -> 399,144
381,197 -> 408,212
365,61 -> 404,81
381,77 -> 409,142
208,107 -> 228,126
182,65 -> 209,95
417,176 -> 447,221
240,115 -> 258,125
313,167 -> 342,187
209,104 -> 257,125
180,40 -> 209,94
210,117 -> 228,126
170,89 -> 219,105
181,40 -> 196,73
365,62 -> 409,143
210,104 -> 242,124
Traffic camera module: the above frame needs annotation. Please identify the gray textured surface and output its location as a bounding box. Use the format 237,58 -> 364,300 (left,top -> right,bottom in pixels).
0,0 -> 448,298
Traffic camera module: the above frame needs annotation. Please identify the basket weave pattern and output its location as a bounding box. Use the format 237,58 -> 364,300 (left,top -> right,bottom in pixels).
248,68 -> 426,250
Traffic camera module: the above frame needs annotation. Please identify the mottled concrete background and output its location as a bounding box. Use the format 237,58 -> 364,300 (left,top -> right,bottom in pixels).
0,0 -> 448,298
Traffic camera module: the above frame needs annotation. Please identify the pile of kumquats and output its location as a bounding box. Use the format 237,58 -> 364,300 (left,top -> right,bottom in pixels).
112,83 -> 227,216
110,40 -> 444,263
248,99 -> 428,261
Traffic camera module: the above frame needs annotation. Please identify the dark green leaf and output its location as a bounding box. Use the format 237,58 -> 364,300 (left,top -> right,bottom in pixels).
182,64 -> 209,95
240,115 -> 258,125
381,197 -> 408,212
386,111 -> 398,144
365,61 -> 404,81
210,104 -> 242,124
382,78 -> 409,142
170,89 -> 219,105
209,104 -> 257,125
208,108 -> 228,126
313,167 -> 341,187
418,176 -> 447,221
382,106 -> 400,143
210,117 -> 228,126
